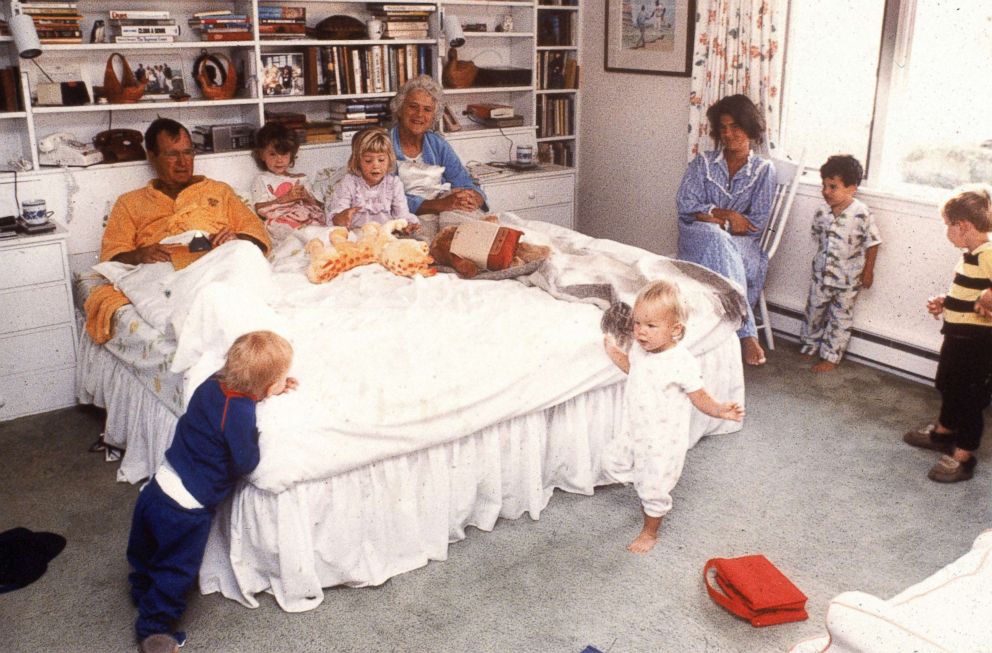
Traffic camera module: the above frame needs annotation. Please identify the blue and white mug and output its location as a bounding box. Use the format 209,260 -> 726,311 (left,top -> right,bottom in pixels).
21,199 -> 53,226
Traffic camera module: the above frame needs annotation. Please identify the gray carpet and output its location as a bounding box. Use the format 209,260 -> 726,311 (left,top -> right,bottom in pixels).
1,343 -> 989,653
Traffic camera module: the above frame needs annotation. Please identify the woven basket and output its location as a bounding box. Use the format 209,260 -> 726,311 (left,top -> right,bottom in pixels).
195,52 -> 238,101
442,48 -> 477,89
103,53 -> 146,104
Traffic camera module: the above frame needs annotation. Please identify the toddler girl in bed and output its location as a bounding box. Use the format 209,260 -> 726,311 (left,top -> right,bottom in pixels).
325,127 -> 419,234
127,331 -> 297,650
603,280 -> 744,554
251,122 -> 325,234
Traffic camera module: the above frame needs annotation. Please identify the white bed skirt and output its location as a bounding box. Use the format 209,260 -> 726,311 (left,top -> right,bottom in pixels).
199,382 -> 624,611
77,330 -> 180,484
76,325 -> 743,611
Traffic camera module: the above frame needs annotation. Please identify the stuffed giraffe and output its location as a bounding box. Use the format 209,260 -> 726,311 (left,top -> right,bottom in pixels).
305,220 -> 435,284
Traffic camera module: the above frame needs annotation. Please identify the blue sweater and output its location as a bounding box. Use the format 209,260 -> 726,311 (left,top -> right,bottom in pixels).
389,126 -> 488,213
165,377 -> 261,509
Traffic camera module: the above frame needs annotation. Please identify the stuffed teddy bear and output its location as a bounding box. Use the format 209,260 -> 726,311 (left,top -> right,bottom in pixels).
429,216 -> 551,279
306,220 -> 434,283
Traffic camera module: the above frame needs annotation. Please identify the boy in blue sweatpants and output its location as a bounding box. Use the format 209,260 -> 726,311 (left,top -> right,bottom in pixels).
127,331 -> 297,648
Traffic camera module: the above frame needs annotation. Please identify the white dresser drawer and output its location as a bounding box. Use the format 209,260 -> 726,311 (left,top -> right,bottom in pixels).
512,204 -> 574,229
0,284 -> 74,334
0,242 -> 66,291
0,366 -> 76,420
0,324 -> 76,376
484,175 -> 575,213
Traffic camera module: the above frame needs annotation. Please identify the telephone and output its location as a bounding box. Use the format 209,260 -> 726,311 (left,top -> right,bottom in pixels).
38,132 -> 104,167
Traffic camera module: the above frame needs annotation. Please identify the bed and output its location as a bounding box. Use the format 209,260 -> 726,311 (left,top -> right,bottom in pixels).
76,214 -> 745,611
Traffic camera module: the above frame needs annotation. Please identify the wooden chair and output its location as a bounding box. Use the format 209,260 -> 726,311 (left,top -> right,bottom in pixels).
756,149 -> 805,350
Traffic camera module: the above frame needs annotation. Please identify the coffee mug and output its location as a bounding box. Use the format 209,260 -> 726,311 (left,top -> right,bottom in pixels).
515,145 -> 534,166
21,199 -> 53,226
366,18 -> 383,40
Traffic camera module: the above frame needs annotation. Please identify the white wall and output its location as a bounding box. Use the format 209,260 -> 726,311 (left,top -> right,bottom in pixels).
576,0 -> 690,256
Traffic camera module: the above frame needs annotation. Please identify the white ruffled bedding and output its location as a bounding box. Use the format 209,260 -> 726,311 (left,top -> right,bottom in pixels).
78,215 -> 747,609
88,217 -> 742,494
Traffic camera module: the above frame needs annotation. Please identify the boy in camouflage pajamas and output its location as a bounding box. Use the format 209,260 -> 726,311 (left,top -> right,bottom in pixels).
800,155 -> 881,372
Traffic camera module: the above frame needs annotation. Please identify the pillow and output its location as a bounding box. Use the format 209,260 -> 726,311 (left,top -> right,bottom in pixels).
397,160 -> 449,199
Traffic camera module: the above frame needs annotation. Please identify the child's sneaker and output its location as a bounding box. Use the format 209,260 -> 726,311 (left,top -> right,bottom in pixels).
927,455 -> 976,483
903,424 -> 955,455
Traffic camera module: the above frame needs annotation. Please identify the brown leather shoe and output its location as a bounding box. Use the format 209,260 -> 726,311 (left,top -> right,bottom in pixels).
927,455 -> 976,483
903,424 -> 955,455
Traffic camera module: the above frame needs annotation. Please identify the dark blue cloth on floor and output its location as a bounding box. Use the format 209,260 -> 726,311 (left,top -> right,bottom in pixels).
0,527 -> 66,593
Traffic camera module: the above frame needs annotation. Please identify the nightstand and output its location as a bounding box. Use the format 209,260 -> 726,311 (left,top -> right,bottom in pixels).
0,225 -> 78,421
481,164 -> 576,229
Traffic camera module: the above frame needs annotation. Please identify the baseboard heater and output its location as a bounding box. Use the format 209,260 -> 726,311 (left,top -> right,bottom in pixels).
766,303 -> 938,384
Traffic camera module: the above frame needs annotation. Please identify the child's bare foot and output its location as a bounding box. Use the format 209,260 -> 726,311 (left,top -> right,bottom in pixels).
628,513 -> 662,554
627,530 -> 658,554
741,337 -> 766,366
811,359 -> 837,373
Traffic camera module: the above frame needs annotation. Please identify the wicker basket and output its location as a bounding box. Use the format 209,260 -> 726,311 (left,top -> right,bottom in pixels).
442,48 -> 477,89
195,52 -> 238,101
103,53 -> 146,104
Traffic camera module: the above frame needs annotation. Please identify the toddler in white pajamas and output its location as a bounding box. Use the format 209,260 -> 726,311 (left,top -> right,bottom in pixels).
604,280 -> 744,554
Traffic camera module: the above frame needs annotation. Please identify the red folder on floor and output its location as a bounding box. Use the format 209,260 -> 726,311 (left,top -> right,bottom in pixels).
704,555 -> 809,627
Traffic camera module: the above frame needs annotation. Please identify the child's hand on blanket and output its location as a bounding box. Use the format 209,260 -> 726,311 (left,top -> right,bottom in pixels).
264,376 -> 298,400
603,335 -> 630,374
332,207 -> 357,228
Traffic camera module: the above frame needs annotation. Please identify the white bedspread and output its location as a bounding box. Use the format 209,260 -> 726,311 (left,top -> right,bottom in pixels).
790,530 -> 992,652
91,217 -> 741,494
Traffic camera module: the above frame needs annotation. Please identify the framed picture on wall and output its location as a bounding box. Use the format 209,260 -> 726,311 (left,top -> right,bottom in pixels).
605,0 -> 696,77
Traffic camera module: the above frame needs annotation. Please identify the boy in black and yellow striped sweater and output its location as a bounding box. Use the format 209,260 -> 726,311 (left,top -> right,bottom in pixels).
904,185 -> 992,482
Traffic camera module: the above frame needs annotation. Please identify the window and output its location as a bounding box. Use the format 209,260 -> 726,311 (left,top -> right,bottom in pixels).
781,0 -> 992,196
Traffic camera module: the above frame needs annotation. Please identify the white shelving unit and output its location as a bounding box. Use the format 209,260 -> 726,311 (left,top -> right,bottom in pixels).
0,0 -> 579,170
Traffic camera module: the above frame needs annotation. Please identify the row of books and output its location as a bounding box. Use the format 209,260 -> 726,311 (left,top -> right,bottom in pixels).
107,10 -> 178,44
537,51 -> 579,90
368,4 -> 433,40
0,67 -> 23,113
536,95 -> 574,139
20,1 -> 82,44
327,99 -> 389,139
263,110 -> 344,144
188,9 -> 253,43
538,141 -> 574,167
314,44 -> 432,97
258,5 -> 306,40
537,10 -> 575,47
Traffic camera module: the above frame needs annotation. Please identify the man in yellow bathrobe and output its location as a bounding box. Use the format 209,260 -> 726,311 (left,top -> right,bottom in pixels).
100,117 -> 270,264
86,118 -> 271,344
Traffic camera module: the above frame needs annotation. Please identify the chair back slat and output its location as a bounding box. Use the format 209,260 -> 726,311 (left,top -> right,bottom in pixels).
760,149 -> 805,258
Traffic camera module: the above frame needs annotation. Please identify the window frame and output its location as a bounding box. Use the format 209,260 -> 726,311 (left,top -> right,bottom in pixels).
781,0 -> 950,199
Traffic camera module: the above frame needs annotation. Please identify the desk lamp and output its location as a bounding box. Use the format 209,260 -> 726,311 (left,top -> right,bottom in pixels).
9,0 -> 41,59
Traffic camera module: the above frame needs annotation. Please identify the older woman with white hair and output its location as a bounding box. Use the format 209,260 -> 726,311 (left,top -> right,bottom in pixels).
389,75 -> 487,215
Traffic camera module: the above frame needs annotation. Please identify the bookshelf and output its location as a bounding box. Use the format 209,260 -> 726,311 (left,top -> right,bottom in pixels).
535,0 -> 578,167
0,0 -> 581,231
0,1 -> 580,169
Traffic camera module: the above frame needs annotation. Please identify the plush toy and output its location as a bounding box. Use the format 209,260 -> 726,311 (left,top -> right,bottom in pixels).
601,301 -> 634,352
306,220 -> 434,283
429,216 -> 551,279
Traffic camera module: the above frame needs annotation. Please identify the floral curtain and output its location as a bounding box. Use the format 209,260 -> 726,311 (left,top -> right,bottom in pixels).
687,0 -> 784,160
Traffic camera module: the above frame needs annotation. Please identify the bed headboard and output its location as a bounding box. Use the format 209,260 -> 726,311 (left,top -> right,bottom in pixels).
33,147 -> 352,277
